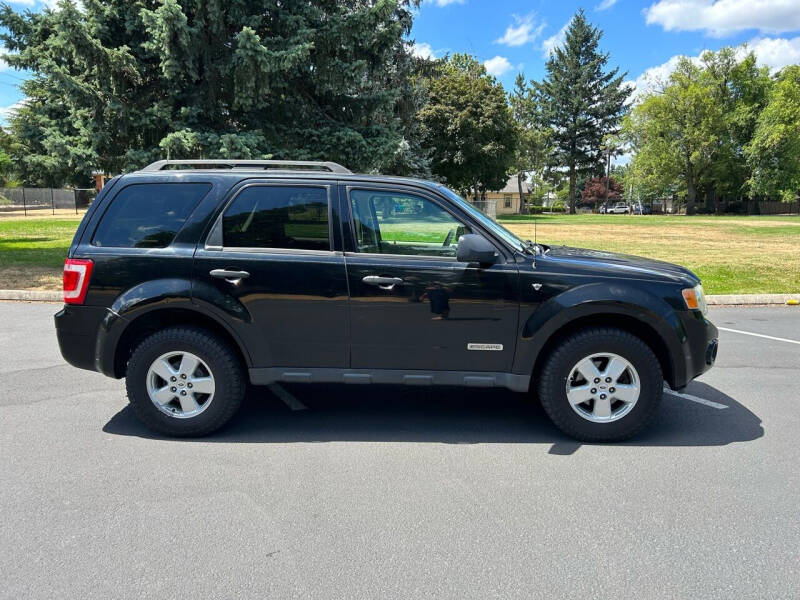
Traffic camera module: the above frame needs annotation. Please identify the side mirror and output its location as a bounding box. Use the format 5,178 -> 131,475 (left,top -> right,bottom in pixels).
456,234 -> 498,265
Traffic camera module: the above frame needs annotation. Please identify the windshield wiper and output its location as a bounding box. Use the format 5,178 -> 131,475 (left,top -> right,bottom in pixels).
524,240 -> 549,255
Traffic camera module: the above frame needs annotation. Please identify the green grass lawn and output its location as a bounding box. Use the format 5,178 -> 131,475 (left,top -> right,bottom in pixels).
499,214 -> 800,294
1,213 -> 798,294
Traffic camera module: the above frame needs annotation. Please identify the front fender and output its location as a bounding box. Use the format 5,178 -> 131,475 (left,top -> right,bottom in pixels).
513,282 -> 688,386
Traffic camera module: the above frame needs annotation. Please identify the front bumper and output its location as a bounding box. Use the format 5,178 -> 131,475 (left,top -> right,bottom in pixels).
674,310 -> 718,389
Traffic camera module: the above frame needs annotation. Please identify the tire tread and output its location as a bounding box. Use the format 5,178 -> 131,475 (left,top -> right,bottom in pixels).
537,327 -> 662,442
125,326 -> 245,437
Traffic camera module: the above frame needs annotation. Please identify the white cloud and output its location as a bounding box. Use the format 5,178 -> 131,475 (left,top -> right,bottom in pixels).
12,0 -> 59,6
495,13 -> 546,47
644,0 -> 800,37
596,0 -> 619,10
627,54 -> 690,101
483,55 -> 513,77
629,35 -> 800,100
747,36 -> 800,69
427,0 -> 465,6
0,100 -> 26,123
411,42 -> 436,60
542,22 -> 570,57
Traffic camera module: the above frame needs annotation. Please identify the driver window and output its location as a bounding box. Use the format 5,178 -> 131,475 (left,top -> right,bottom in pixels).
349,189 -> 471,258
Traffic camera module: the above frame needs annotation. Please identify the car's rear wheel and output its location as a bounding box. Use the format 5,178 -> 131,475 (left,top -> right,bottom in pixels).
126,326 -> 245,436
537,327 -> 662,442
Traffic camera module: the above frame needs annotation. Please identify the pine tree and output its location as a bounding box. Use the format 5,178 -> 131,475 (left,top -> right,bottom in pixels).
0,0 -> 427,186
534,10 -> 630,214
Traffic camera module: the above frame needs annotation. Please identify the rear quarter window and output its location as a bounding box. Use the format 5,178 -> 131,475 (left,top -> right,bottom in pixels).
92,182 -> 212,248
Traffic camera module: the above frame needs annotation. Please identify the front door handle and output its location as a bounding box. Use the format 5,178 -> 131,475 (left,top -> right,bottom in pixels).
210,269 -> 250,282
362,275 -> 404,290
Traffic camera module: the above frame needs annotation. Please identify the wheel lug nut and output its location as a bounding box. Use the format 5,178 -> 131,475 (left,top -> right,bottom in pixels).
180,374 -> 187,379
600,394 -> 607,400
594,378 -> 600,383
180,390 -> 187,396
605,377 -> 612,383
170,387 -> 176,392
609,387 -> 615,393
187,383 -> 193,388
591,388 -> 597,394
170,376 -> 176,382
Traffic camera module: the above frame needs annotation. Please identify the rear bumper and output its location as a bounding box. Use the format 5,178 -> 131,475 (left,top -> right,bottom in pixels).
55,305 -> 124,376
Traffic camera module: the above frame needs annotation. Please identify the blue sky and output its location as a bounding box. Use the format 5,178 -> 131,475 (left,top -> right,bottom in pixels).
410,0 -> 800,93
2,0 -> 800,118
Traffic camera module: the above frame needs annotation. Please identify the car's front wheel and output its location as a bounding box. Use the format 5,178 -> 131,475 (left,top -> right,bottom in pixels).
125,326 -> 245,436
537,327 -> 662,442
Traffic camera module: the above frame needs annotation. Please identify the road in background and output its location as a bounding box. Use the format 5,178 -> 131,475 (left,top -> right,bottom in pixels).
1,303 -> 798,599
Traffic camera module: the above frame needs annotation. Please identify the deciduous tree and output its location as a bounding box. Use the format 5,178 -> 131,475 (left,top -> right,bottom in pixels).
418,54 -> 517,199
746,65 -> 800,204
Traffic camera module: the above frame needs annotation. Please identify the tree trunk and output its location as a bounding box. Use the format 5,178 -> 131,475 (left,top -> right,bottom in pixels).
685,158 -> 697,215
568,167 -> 576,215
517,173 -> 526,215
472,181 -> 479,204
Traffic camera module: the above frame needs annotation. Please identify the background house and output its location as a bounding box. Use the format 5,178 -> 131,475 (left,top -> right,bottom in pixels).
467,176 -> 532,216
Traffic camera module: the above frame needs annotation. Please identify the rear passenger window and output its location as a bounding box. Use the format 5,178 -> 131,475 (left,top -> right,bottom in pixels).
222,186 -> 330,251
93,183 -> 211,248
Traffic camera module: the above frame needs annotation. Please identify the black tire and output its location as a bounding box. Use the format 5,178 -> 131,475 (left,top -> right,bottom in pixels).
125,326 -> 245,437
537,327 -> 662,442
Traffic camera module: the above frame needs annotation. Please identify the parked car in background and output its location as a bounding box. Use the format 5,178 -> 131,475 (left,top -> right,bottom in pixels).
55,159 -> 718,442
632,203 -> 643,215
641,205 -> 652,215
608,202 -> 629,214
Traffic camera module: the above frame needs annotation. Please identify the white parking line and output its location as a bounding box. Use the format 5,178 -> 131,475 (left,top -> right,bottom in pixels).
663,385 -> 728,409
718,327 -> 800,346
268,383 -> 308,411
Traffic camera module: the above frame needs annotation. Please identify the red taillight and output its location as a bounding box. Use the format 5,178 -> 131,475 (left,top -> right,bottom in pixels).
63,258 -> 94,305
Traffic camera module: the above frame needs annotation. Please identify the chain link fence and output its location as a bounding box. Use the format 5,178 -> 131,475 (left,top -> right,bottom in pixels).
470,198 -> 497,221
0,188 -> 97,216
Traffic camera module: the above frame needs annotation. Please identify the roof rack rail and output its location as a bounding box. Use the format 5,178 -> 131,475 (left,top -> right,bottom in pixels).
140,159 -> 352,174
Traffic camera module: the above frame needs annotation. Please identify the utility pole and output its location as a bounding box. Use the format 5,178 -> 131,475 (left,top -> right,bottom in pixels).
604,147 -> 611,211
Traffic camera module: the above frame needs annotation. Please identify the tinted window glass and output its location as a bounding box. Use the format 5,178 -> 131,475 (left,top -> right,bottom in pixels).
349,189 -> 471,258
93,183 -> 211,248
223,186 -> 329,251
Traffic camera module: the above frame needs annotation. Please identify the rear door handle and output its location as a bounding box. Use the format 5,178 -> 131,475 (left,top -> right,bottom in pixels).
210,269 -> 250,282
362,275 -> 404,290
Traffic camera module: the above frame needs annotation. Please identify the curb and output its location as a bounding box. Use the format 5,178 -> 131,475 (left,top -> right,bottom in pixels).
706,294 -> 799,306
0,289 -> 62,302
1,288 -> 798,306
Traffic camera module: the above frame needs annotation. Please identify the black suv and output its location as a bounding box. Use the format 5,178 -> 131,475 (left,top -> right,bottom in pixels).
55,160 -> 718,441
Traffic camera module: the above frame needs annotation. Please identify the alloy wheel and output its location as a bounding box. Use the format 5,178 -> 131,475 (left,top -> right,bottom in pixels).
565,352 -> 640,423
146,351 -> 215,418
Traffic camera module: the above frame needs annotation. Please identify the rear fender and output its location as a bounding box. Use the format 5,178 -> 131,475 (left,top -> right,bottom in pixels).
96,278 -> 251,377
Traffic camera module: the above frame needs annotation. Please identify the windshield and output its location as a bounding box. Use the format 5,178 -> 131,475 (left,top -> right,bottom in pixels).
437,185 -> 527,253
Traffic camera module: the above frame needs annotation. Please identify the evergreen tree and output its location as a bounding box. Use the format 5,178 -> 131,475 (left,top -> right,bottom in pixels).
0,0 -> 426,186
418,54 -> 517,199
534,10 -> 630,214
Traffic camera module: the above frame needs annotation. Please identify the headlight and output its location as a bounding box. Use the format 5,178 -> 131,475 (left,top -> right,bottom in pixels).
682,284 -> 707,314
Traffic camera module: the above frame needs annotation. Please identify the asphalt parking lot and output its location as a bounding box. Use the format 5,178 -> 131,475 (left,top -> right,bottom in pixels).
1,302 -> 798,599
